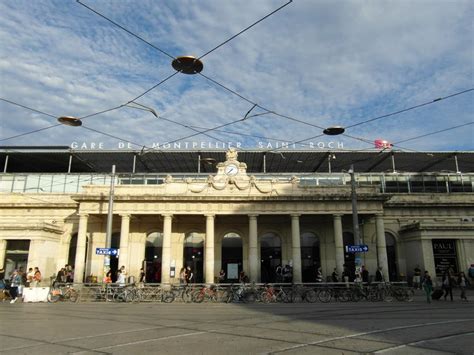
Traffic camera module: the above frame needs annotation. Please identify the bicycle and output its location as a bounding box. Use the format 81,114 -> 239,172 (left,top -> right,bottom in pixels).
48,284 -> 79,303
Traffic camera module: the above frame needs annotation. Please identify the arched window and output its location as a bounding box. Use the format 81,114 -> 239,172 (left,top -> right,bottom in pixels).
145,232 -> 163,283
385,233 -> 398,281
221,233 -> 243,281
184,232 -> 204,283
301,232 -> 320,282
260,232 -> 281,283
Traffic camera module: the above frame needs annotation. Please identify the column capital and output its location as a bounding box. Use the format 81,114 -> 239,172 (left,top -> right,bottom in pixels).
333,214 -> 343,219
375,213 -> 384,218
204,214 -> 215,218
162,213 -> 173,218
78,213 -> 89,218
119,213 -> 131,219
248,214 -> 259,219
290,214 -> 301,218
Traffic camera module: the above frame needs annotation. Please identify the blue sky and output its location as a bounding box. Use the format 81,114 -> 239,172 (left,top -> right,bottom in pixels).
0,0 -> 473,152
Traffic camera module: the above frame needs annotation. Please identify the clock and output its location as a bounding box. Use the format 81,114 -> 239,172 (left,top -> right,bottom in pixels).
224,164 -> 239,176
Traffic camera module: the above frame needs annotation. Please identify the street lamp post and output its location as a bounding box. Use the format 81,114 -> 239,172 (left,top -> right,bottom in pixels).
104,165 -> 116,279
349,164 -> 362,276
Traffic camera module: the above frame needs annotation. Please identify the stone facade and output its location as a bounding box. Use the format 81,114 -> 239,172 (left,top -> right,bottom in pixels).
1,150 -> 473,284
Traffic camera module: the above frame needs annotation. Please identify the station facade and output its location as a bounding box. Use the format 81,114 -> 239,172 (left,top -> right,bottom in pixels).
0,148 -> 473,284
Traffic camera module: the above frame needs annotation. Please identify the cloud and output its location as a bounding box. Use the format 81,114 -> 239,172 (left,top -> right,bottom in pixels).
0,0 -> 472,152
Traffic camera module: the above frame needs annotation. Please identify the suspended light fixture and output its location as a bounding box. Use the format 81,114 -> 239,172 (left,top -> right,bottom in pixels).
323,126 -> 345,135
57,116 -> 82,127
171,56 -> 204,74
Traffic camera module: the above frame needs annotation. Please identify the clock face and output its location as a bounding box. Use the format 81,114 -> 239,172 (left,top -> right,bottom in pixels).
224,164 -> 239,176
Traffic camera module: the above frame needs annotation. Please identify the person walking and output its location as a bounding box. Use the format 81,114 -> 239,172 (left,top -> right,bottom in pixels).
413,266 -> 421,289
442,271 -> 454,301
9,270 -> 22,303
179,267 -> 186,285
361,265 -> 370,284
375,267 -> 384,283
315,267 -> 323,283
331,268 -> 339,282
422,271 -> 433,303
185,266 -> 193,284
458,272 -> 469,301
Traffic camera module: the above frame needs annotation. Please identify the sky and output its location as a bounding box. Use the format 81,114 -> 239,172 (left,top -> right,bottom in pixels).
0,0 -> 473,153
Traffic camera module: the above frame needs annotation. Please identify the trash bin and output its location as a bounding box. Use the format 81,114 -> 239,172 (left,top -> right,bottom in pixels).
127,276 -> 135,284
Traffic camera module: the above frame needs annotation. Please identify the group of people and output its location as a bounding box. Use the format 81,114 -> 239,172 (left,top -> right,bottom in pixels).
53,264 -> 74,285
329,265 -> 384,284
178,266 -> 194,285
420,268 -> 470,303
104,265 -> 127,285
0,266 -> 43,303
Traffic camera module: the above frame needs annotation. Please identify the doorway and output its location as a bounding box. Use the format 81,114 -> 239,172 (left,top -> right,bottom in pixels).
4,240 -> 30,278
145,232 -> 163,283
301,232 -> 320,282
260,232 -> 281,283
221,232 -> 243,282
183,232 -> 204,283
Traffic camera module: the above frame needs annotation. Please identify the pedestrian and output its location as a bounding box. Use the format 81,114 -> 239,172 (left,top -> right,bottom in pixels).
422,271 -> 433,303
361,265 -> 369,284
283,264 -> 292,283
469,264 -> 474,281
218,269 -> 226,283
103,269 -> 112,283
25,268 -> 34,287
239,271 -> 248,283
32,267 -> 42,287
55,268 -> 65,286
179,267 -> 186,285
9,270 -> 21,303
342,264 -> 350,287
331,268 -> 339,282
66,265 -> 74,283
442,271 -> 454,301
116,270 -> 126,286
185,266 -> 193,284
413,265 -> 421,289
275,264 -> 283,283
457,272 -> 469,301
375,267 -> 384,283
139,267 -> 146,283
315,267 -> 323,283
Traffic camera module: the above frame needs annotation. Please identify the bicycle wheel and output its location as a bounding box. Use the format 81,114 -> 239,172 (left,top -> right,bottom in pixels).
260,291 -> 272,303
47,290 -> 61,303
162,291 -> 175,303
305,290 -> 317,303
68,289 -> 79,303
318,289 -> 332,303
382,289 -> 393,302
193,291 -> 205,303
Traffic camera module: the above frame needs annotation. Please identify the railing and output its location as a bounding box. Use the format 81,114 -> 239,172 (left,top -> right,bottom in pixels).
44,282 -> 414,304
1,172 -> 472,194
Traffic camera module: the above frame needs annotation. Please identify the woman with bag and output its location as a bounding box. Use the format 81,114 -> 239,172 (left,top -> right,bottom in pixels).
9,270 -> 22,303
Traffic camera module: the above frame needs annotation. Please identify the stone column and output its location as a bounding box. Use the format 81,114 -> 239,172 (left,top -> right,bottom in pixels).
248,214 -> 258,282
73,214 -> 88,283
0,239 -> 7,269
291,214 -> 302,283
205,214 -> 215,284
376,214 -> 390,281
118,214 -> 130,271
161,214 -> 173,284
333,214 -> 344,277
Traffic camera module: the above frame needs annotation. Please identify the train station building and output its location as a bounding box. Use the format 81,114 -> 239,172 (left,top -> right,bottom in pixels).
1,147 -> 473,284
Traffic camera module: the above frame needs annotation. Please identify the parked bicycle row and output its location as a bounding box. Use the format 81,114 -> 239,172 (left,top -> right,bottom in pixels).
45,282 -> 414,304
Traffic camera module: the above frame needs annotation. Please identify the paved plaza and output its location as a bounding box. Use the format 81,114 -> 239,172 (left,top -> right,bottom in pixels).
1,298 -> 473,355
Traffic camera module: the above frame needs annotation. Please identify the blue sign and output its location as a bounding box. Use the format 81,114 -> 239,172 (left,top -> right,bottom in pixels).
96,248 -> 119,256
345,245 -> 369,253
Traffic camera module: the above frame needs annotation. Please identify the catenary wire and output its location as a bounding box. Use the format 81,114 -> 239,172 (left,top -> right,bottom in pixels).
76,0 -> 175,60
0,97 -> 57,118
197,0 -> 293,60
393,121 -> 474,145
345,88 -> 474,129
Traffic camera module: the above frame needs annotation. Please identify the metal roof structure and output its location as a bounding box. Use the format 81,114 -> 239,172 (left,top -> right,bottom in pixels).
1,147 -> 473,174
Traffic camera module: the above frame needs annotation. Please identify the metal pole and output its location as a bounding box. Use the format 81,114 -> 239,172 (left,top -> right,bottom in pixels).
104,165 -> 116,277
198,154 -> 201,173
68,154 -> 73,173
349,164 -> 361,275
3,155 -> 8,173
454,154 -> 460,173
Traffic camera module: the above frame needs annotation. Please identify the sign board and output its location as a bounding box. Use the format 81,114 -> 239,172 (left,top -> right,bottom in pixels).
96,248 -> 119,256
345,245 -> 369,253
432,239 -> 458,276
227,263 -> 239,280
